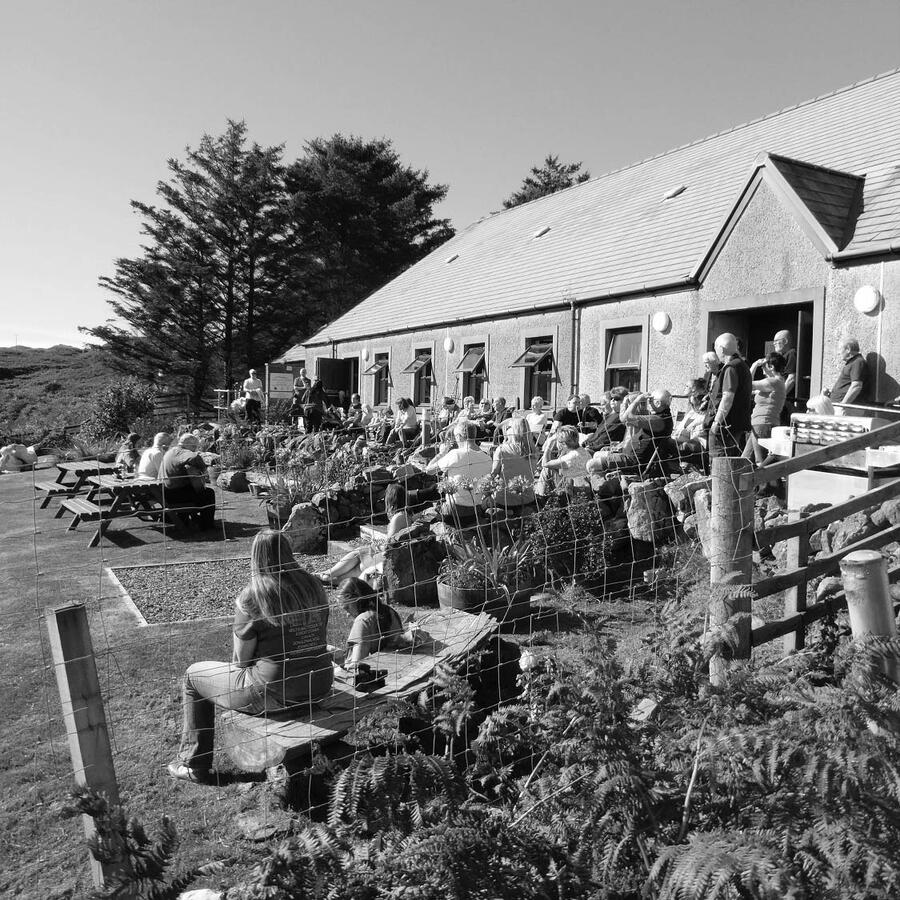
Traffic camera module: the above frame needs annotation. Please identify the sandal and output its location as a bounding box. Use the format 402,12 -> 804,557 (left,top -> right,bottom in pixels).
167,761 -> 209,783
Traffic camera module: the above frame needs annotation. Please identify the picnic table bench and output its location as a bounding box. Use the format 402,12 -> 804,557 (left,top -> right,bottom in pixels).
34,480 -> 80,508
220,607 -> 497,771
57,474 -> 189,547
54,460 -> 118,492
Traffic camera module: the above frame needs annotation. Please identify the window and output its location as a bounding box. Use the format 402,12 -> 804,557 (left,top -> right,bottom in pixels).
510,337 -> 554,405
402,350 -> 433,406
455,343 -> 486,401
366,353 -> 390,405
605,328 -> 642,393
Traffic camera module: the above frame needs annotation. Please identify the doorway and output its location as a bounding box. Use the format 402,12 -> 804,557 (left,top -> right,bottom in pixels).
707,300 -> 816,403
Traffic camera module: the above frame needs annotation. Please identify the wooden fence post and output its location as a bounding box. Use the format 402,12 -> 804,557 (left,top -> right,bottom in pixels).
45,602 -> 128,891
839,549 -> 900,684
709,456 -> 754,685
783,509 -> 809,653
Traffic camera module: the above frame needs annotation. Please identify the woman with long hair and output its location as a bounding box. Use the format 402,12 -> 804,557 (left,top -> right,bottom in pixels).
384,397 -> 421,447
168,530 -> 332,782
491,416 -> 537,509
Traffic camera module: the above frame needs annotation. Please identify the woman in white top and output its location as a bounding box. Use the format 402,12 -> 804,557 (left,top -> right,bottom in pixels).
525,396 -> 550,445
538,425 -> 591,498
384,397 -> 420,447
137,432 -> 172,478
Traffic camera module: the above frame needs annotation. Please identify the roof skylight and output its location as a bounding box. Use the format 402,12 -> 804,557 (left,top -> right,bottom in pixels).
533,225 -> 551,238
663,185 -> 687,201
446,253 -> 459,264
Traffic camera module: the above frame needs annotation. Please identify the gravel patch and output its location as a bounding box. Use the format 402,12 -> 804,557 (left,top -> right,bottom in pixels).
112,551 -> 342,625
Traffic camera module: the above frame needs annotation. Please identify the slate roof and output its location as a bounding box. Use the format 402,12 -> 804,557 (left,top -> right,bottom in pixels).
290,68 -> 900,351
766,154 -> 863,250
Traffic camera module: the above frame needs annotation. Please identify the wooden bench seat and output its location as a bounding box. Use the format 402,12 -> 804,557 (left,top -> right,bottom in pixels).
220,607 -> 497,770
59,497 -> 134,547
34,480 -> 78,509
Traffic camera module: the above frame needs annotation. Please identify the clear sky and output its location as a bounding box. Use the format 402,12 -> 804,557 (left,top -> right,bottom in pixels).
1,0 -> 898,348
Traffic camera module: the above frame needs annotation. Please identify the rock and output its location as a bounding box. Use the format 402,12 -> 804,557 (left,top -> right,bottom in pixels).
871,507 -> 888,528
281,502 -> 327,554
682,513 -> 698,539
382,524 -> 446,606
216,469 -> 249,492
829,511 -> 878,553
798,502 -> 829,517
594,476 -> 623,499
364,465 -> 393,485
626,480 -> 673,544
808,529 -> 827,554
880,498 -> 900,527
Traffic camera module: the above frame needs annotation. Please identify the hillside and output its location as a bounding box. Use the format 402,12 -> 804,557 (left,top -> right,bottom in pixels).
0,345 -> 117,443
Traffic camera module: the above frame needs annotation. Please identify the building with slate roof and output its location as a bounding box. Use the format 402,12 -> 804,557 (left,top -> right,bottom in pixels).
272,68 -> 900,412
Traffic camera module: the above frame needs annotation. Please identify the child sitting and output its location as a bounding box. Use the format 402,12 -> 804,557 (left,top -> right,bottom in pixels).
333,577 -> 413,669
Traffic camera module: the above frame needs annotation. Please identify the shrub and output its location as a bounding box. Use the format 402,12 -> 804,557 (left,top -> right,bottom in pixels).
79,377 -> 157,444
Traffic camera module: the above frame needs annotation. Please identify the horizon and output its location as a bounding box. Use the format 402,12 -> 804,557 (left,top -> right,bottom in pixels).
2,0 -> 899,348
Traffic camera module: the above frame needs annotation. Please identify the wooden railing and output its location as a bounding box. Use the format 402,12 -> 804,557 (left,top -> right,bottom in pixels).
708,419 -> 900,682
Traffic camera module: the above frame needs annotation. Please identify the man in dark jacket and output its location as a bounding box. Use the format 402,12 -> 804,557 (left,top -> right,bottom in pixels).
707,333 -> 752,459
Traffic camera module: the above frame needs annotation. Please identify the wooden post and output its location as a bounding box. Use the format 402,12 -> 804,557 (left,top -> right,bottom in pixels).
783,509 -> 809,653
709,456 -> 754,685
45,602 -> 128,891
839,550 -> 900,684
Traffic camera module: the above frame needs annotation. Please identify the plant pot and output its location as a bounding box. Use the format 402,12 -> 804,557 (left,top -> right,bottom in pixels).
436,576 -> 503,613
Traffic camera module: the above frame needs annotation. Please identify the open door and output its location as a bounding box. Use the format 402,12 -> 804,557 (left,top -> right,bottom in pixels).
707,312 -> 750,357
316,358 -> 352,403
795,308 -> 813,403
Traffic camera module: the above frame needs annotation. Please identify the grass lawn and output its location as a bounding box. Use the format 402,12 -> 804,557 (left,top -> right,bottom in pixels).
0,466 -> 714,898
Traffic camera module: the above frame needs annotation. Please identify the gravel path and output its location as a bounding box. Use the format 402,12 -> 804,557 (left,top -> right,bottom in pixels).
112,551 -> 343,624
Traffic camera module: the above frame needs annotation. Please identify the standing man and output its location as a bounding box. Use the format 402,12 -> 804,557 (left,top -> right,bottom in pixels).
293,368 -> 312,391
701,351 -> 721,396
707,333 -> 752,458
828,339 -> 869,407
772,330 -> 797,424
242,368 -> 264,426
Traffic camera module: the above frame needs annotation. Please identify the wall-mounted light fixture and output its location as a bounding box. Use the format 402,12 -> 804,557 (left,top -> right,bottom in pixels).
443,336 -> 455,353
361,346 -> 370,362
853,285 -> 882,314
651,311 -> 672,334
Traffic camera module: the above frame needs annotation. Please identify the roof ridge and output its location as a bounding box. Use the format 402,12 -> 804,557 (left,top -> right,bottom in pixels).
475,66 -> 900,224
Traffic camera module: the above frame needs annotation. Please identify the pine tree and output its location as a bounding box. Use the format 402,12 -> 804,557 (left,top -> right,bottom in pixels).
502,154 -> 591,209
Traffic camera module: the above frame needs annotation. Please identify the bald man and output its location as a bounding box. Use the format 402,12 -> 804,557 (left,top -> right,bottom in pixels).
706,333 -> 752,459
829,339 -> 869,405
772,331 -> 797,397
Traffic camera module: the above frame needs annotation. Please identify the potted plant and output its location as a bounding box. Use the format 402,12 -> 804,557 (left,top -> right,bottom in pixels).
437,534 -> 541,624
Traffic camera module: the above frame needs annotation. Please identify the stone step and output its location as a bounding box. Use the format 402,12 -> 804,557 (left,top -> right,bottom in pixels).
327,539 -> 357,556
359,523 -> 388,543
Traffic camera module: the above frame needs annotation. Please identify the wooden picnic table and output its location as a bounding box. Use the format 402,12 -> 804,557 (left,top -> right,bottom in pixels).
56,474 -> 186,547
54,460 -> 118,491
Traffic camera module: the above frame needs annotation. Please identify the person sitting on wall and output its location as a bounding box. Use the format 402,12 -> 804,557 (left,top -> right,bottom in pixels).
342,393 -> 374,436
426,419 -> 493,529
586,389 -> 674,475
436,396 -> 461,439
701,350 -> 721,396
491,416 -> 538,512
384,397 -> 421,447
826,338 -> 870,409
577,393 -> 604,436
137,432 -> 172,479
550,395 -> 581,434
583,387 -> 629,452
115,432 -> 142,473
374,403 -> 396,444
525,396 -> 550,445
486,396 -> 513,443
471,398 -> 494,440
537,425 -> 592,501
315,483 -> 412,586
672,379 -> 709,468
159,433 -> 216,529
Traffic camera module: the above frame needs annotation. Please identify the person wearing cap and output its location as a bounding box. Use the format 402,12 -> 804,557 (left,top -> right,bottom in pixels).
159,434 -> 216,529
827,338 -> 869,406
706,332 -> 752,458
